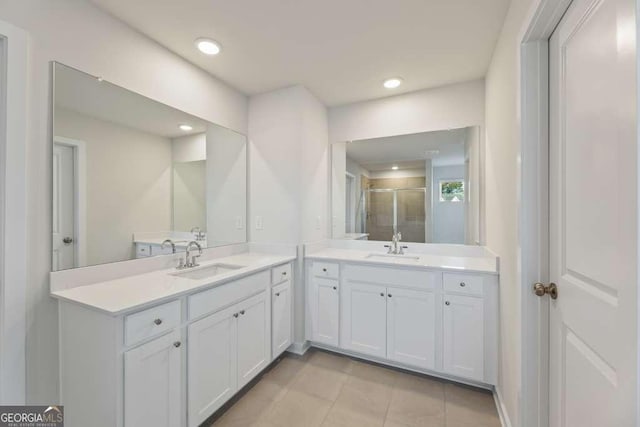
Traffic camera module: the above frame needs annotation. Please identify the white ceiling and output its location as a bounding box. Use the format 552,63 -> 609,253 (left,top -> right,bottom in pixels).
54,63 -> 210,138
89,0 -> 510,106
346,128 -> 468,170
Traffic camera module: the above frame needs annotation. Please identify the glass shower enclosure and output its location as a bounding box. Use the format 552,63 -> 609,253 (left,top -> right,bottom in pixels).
356,187 -> 427,243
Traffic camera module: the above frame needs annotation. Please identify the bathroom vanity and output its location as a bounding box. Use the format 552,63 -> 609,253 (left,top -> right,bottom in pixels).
305,241 -> 499,387
51,251 -> 294,427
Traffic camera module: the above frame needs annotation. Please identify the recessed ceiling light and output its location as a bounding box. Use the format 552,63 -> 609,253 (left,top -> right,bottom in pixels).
392,165 -> 399,170
195,38 -> 221,55
383,78 -> 403,89
178,124 -> 193,132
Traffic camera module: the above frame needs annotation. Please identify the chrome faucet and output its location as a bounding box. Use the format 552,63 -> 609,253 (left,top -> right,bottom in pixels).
161,239 -> 176,254
191,227 -> 206,242
184,241 -> 202,268
385,232 -> 407,255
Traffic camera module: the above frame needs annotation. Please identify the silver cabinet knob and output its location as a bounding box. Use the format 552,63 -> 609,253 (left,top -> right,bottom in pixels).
63,237 -> 74,245
240,310 -> 245,315
233,313 -> 239,318
154,319 -> 162,325
173,341 -> 181,348
388,294 -> 392,298
460,282 -> 466,287
380,292 -> 384,297
275,292 -> 280,297
322,268 -> 327,272
333,286 -> 337,290
445,301 -> 450,306
282,272 -> 287,276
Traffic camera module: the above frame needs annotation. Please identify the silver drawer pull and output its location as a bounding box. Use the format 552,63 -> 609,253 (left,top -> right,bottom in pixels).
460,282 -> 466,287
153,318 -> 162,325
445,301 -> 450,306
173,341 -> 181,348
322,268 -> 327,272
282,272 -> 287,276
380,292 -> 384,297
276,292 -> 280,297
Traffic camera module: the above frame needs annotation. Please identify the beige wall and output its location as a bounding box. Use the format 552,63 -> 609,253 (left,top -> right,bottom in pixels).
484,0 -> 536,423
55,108 -> 172,266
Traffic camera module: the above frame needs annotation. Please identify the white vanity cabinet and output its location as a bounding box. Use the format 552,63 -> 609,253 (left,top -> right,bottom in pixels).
188,291 -> 269,427
57,260 -> 294,427
124,329 -> 183,427
308,262 -> 340,346
271,263 -> 292,359
306,259 -> 498,386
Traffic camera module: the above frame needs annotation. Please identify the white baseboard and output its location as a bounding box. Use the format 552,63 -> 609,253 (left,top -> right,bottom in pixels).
287,341 -> 310,356
493,388 -> 513,427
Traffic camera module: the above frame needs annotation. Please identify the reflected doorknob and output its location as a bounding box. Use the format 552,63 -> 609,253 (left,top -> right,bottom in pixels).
534,282 -> 558,300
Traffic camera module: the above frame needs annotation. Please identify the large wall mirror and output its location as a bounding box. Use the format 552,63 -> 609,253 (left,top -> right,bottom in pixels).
52,62 -> 247,271
331,127 -> 483,245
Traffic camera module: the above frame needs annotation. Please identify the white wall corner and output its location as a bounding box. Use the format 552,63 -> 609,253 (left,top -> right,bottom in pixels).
494,388 -> 514,427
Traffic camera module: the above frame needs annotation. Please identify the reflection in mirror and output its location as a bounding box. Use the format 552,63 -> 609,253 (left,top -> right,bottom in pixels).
332,127 -> 482,245
52,63 -> 247,271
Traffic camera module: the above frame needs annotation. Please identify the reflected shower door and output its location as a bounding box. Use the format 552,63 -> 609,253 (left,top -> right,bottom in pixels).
366,190 -> 394,241
396,189 -> 426,243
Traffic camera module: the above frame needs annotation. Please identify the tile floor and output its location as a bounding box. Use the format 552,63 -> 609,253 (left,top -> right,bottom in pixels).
210,348 -> 501,427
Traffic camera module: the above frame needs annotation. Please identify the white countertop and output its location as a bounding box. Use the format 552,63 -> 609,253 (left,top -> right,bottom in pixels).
133,238 -> 205,247
342,233 -> 369,240
305,248 -> 498,275
51,252 -> 296,316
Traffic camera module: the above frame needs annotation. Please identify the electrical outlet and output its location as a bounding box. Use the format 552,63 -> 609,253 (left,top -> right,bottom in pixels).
255,216 -> 263,230
235,216 -> 244,229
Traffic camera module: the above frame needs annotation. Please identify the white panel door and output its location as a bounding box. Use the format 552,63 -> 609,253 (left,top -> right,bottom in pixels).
341,281 -> 387,358
272,280 -> 292,359
386,287 -> 436,370
311,278 -> 340,346
549,0 -> 637,425
237,291 -> 270,388
187,306 -> 237,427
124,330 -> 182,427
442,294 -> 483,381
52,143 -> 75,270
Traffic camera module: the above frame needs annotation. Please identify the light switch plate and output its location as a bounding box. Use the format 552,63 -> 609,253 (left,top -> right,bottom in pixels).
255,216 -> 263,230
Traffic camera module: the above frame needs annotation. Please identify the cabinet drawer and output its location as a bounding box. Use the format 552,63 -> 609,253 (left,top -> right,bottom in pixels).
272,263 -> 292,285
311,261 -> 339,279
135,244 -> 151,258
443,273 -> 483,296
125,300 -> 181,346
189,270 -> 269,320
344,264 -> 440,291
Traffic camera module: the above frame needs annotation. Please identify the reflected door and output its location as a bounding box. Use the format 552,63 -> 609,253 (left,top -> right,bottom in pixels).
366,190 -> 394,241
52,143 -> 75,270
396,189 -> 426,243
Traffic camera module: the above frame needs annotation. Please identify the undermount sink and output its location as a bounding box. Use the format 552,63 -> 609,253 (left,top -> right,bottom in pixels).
170,263 -> 245,280
365,253 -> 420,262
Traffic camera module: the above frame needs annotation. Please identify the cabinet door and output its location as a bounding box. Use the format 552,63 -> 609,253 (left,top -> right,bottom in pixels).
341,281 -> 387,358
237,291 -> 270,388
310,278 -> 340,346
124,329 -> 182,427
272,280 -> 292,359
443,294 -> 484,381
387,287 -> 436,370
187,306 -> 238,427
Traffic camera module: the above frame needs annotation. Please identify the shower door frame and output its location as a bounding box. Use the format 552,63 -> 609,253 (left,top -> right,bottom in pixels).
363,187 -> 428,242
